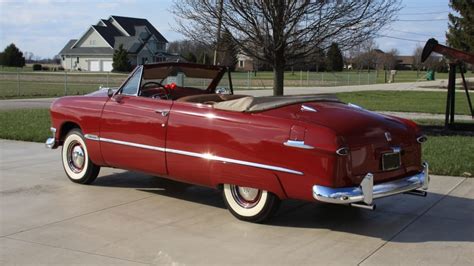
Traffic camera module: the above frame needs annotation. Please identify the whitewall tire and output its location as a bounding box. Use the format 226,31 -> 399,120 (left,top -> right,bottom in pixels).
61,129 -> 100,184
223,184 -> 280,223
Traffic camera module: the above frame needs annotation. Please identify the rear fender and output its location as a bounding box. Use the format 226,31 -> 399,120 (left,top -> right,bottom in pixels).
209,161 -> 288,199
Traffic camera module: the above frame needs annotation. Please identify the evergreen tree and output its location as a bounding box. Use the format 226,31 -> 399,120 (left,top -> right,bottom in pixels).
0,43 -> 25,67
112,44 -> 131,72
326,43 -> 343,72
218,30 -> 238,70
446,0 -> 474,52
183,51 -> 197,63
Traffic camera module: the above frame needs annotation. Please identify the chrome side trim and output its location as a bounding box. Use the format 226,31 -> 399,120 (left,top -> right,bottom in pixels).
301,105 -> 317,112
165,148 -> 303,175
283,140 -> 314,150
99,137 -> 166,152
84,134 -> 99,141
313,162 -> 430,204
86,136 -> 303,175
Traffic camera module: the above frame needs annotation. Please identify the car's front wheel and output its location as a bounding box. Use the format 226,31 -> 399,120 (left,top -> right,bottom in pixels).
62,129 -> 100,184
222,184 -> 280,223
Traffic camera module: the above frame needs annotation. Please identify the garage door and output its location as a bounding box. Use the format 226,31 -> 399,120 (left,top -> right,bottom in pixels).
89,61 -> 100,71
102,61 -> 113,72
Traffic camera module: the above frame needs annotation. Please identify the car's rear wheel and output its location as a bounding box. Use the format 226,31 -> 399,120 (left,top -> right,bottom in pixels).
222,184 -> 280,223
62,129 -> 100,184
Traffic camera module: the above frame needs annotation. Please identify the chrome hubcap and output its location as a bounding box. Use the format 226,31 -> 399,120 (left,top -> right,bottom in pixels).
67,141 -> 85,173
230,185 -> 261,208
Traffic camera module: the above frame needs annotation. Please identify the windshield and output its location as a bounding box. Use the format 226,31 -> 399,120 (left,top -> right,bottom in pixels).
142,63 -> 226,91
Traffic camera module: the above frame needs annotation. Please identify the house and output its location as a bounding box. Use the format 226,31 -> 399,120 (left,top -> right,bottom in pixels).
395,55 -> 415,70
235,53 -> 254,71
59,15 -> 179,72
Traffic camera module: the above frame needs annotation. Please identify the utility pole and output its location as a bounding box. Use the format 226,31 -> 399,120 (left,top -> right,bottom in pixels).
213,0 -> 224,65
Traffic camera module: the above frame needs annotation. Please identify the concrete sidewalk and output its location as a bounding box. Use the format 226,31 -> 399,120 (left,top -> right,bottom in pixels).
1,140 -> 473,265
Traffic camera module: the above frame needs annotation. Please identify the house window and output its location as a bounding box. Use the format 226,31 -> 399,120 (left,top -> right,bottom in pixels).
89,40 -> 96,45
142,57 -> 148,64
76,57 -> 80,63
238,60 -> 244,68
157,42 -> 166,51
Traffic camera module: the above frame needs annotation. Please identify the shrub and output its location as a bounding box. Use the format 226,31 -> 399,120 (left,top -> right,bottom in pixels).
41,66 -> 49,71
32,64 -> 42,71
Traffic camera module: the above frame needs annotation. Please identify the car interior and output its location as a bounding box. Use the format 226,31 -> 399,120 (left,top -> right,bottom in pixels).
124,64 -> 250,105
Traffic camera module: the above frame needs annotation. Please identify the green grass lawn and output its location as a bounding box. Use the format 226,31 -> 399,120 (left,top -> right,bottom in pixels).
422,136 -> 473,177
0,108 -> 472,177
337,91 -> 474,115
0,108 -> 51,142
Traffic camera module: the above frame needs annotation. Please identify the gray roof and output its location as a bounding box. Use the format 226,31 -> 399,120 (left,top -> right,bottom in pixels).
59,15 -> 167,56
59,39 -> 114,55
111,15 -> 168,43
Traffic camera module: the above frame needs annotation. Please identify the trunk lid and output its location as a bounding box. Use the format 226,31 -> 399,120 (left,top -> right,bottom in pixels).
296,102 -> 422,186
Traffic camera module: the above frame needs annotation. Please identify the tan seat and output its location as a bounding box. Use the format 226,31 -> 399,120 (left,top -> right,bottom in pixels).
176,94 -> 249,104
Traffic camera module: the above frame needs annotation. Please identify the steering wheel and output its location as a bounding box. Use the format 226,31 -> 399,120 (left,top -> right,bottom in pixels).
140,81 -> 170,99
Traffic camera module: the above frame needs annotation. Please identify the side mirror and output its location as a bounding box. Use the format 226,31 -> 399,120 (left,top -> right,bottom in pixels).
112,94 -> 123,103
107,88 -> 114,98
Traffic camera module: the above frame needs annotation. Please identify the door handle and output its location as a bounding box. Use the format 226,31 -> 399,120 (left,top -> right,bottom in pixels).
155,110 -> 169,117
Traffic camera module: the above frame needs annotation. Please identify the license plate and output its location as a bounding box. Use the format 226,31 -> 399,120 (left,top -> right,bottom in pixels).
382,152 -> 401,171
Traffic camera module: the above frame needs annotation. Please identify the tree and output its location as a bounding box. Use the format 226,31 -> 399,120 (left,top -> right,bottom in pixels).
380,48 -> 398,70
0,43 -> 25,67
446,0 -> 474,52
413,44 -> 442,73
172,0 -> 400,95
112,44 -> 131,72
183,51 -> 197,63
199,52 -> 211,65
218,30 -> 238,69
326,43 -> 343,72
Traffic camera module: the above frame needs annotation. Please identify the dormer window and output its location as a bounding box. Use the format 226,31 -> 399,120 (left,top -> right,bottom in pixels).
89,40 -> 96,45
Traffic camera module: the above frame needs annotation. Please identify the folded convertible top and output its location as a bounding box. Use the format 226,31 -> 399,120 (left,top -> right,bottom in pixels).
213,94 -> 340,113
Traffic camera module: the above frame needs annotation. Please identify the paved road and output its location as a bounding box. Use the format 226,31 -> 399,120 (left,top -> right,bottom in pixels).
1,140 -> 473,265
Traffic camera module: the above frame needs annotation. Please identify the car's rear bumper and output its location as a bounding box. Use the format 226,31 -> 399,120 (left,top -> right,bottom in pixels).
313,162 -> 429,205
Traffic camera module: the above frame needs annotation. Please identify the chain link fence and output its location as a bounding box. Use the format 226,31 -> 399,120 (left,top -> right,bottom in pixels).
0,69 -> 378,99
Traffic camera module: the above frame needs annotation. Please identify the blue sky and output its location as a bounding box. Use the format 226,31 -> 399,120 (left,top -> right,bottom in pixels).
0,0 -> 451,58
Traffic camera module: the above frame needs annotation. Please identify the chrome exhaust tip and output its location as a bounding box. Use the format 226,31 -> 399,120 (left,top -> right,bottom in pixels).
404,190 -> 428,197
350,202 -> 376,210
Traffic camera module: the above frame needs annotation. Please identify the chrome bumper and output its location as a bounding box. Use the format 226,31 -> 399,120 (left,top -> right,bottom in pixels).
313,162 -> 429,205
45,127 -> 57,149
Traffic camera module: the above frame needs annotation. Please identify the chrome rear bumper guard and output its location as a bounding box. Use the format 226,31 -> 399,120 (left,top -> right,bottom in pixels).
45,127 -> 57,149
313,162 -> 429,206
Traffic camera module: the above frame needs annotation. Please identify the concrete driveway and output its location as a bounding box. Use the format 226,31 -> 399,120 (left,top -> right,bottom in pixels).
1,140 -> 473,265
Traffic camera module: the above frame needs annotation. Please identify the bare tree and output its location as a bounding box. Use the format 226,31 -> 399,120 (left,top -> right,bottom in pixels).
380,48 -> 398,70
172,0 -> 400,95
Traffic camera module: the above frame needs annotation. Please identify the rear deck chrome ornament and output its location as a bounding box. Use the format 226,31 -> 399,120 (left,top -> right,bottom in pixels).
301,105 -> 317,112
385,132 -> 392,142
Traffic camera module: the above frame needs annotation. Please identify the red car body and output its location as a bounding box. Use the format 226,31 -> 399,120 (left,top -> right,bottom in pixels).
46,62 -> 429,221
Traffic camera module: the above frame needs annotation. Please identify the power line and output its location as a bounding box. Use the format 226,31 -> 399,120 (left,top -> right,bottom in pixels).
396,18 -> 448,22
399,11 -> 448,15
385,29 -> 445,38
376,35 -> 425,43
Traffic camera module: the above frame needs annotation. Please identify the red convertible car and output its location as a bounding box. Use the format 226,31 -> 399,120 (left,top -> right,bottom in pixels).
46,62 -> 429,222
